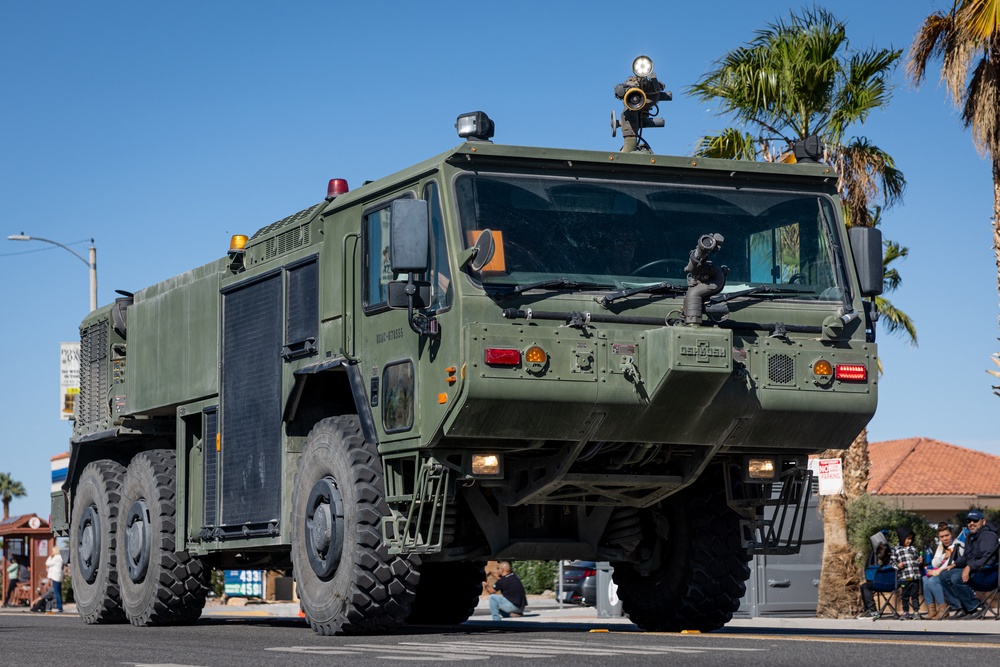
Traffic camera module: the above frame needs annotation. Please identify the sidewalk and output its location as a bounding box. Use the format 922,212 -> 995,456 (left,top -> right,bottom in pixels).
6,597 -> 1000,634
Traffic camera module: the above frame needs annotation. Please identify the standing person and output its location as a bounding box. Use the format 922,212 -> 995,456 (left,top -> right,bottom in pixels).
3,557 -> 18,606
924,523 -> 960,619
940,510 -> 999,619
891,529 -> 921,619
485,561 -> 527,621
45,546 -> 64,613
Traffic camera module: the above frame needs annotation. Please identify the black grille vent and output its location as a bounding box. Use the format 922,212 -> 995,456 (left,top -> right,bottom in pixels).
768,354 -> 795,385
78,321 -> 108,425
221,275 -> 282,527
262,224 -> 310,260
203,408 -> 219,528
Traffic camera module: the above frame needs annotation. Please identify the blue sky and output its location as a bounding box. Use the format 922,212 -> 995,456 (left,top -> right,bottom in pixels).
1,0 -> 996,517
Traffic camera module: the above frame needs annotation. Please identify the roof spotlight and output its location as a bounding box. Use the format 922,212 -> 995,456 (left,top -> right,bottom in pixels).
455,111 -> 495,142
632,55 -> 654,78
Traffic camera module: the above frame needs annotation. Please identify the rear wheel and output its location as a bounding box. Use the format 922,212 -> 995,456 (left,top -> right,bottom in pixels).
407,561 -> 486,625
612,467 -> 750,632
71,460 -> 127,624
291,416 -> 420,635
118,450 -> 208,626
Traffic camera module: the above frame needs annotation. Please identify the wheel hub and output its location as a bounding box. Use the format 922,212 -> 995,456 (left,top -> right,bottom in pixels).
125,498 -> 151,583
77,505 -> 101,584
305,477 -> 344,579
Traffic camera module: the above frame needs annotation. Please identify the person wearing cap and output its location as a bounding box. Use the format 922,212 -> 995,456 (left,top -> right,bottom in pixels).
939,509 -> 999,619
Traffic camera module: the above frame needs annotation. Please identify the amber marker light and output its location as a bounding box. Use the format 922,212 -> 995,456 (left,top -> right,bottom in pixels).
835,364 -> 868,382
438,393 -> 448,404
524,345 -> 547,365
812,359 -> 834,385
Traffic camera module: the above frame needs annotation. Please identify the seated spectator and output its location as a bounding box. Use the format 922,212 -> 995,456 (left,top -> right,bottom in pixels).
891,528 -> 921,619
940,509 -> 999,619
30,578 -> 55,613
859,542 -> 892,618
924,522 -> 962,619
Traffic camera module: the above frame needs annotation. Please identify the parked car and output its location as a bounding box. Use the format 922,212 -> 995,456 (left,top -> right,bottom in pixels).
560,561 -> 598,606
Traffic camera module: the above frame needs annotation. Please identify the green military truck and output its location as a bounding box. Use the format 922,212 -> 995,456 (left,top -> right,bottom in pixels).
52,59 -> 882,635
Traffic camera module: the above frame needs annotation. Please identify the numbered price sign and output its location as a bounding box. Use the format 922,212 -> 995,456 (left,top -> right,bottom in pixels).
223,570 -> 266,597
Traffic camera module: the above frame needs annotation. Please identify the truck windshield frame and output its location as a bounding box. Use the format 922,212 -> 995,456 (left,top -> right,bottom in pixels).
454,171 -> 847,302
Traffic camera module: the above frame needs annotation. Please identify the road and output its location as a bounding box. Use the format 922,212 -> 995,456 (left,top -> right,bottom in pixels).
2,604 -> 1000,667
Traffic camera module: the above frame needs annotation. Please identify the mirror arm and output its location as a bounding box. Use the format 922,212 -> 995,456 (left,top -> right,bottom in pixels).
404,274 -> 440,339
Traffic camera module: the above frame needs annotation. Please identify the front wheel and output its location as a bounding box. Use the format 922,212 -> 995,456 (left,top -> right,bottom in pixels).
291,416 -> 420,635
612,467 -> 751,632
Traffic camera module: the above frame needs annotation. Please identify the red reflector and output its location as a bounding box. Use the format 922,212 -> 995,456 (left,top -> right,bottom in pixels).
485,348 -> 520,366
835,364 -> 867,382
326,178 -> 349,200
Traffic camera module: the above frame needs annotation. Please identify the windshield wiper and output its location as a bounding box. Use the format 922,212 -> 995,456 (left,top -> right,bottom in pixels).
597,281 -> 687,307
489,279 -> 610,299
709,285 -> 811,304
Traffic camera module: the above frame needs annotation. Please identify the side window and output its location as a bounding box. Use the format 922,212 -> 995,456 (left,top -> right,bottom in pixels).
364,206 -> 395,309
284,258 -> 318,359
382,361 -> 414,433
425,181 -> 452,312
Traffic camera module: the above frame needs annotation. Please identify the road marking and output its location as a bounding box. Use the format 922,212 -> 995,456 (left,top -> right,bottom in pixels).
267,638 -> 765,661
684,633 -> 1000,650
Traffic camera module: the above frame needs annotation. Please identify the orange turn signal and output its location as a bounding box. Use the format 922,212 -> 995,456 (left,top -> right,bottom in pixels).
525,345 -> 547,365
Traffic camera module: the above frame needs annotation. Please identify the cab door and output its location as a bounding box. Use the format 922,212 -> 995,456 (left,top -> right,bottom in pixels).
359,183 -> 455,451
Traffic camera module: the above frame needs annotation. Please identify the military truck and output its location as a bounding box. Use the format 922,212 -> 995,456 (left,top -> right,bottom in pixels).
52,57 -> 882,635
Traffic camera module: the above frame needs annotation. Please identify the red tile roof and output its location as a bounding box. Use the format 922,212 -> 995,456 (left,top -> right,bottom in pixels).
869,437 -> 1000,496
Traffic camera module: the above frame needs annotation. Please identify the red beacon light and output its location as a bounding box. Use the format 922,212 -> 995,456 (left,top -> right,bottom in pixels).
326,178 -> 349,201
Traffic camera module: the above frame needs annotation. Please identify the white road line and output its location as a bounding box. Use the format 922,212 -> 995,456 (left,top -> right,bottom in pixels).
267,638 -> 766,661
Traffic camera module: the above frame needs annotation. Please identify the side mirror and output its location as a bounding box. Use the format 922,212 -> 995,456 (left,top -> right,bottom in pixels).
848,226 -> 883,297
389,199 -> 429,273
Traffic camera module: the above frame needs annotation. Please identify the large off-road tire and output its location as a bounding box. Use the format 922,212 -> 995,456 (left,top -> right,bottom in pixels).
292,416 -> 421,635
71,459 -> 127,624
406,561 -> 486,625
118,450 -> 208,626
612,467 -> 751,632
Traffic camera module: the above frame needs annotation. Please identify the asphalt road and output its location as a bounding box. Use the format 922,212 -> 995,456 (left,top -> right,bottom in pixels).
2,610 -> 1000,667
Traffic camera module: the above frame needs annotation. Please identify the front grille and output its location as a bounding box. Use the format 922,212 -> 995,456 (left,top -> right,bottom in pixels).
768,353 -> 795,385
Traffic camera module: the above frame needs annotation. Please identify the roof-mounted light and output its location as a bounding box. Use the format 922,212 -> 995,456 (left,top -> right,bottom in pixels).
456,111 -> 495,142
326,178 -> 349,201
632,55 -> 654,78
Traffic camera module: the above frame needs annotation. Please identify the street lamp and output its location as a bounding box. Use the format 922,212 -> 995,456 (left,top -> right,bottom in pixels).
7,233 -> 98,312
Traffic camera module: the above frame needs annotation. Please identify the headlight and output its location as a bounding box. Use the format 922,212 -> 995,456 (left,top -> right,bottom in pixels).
747,458 -> 776,480
471,453 -> 501,477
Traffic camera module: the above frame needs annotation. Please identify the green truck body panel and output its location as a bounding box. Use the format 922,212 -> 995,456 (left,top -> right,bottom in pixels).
56,140 -> 877,566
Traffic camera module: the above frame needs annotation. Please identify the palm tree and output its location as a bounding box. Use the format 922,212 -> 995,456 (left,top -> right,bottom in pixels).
689,6 -> 915,618
908,0 -> 1000,394
0,472 -> 27,520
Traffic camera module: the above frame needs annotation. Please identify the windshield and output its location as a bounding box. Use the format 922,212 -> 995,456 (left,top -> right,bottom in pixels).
455,172 -> 845,301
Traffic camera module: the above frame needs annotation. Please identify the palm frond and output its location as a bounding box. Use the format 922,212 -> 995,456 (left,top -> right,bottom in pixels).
693,129 -> 760,160
873,296 -> 918,345
960,0 -> 1000,41
962,54 -> 1000,157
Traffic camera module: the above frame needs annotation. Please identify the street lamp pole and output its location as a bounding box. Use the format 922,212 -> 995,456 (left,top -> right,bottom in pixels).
7,233 -> 98,312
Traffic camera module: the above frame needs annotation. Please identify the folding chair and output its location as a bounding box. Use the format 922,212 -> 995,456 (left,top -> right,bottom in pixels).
865,564 -> 899,620
969,561 -> 999,620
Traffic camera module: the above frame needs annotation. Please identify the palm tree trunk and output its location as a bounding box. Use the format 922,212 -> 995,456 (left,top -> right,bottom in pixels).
994,156 -> 1000,339
815,429 -> 869,618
